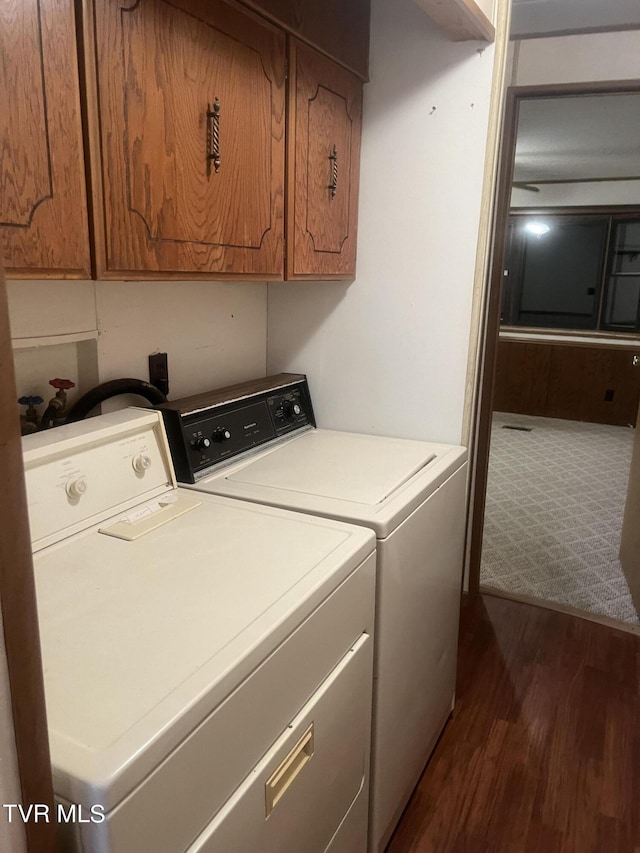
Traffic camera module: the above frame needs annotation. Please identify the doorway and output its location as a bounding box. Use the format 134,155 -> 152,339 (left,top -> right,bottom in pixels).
469,83 -> 640,628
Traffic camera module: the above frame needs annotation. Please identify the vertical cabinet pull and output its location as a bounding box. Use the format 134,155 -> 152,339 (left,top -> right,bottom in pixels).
207,98 -> 221,174
328,145 -> 338,199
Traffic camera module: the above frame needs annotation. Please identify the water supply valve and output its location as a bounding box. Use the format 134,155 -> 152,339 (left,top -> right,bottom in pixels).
49,378 -> 75,407
50,377 -> 75,398
18,395 -> 44,435
41,379 -> 77,430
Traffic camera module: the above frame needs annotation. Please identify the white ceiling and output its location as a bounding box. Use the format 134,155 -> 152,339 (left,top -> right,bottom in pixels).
511,0 -> 640,38
513,93 -> 640,183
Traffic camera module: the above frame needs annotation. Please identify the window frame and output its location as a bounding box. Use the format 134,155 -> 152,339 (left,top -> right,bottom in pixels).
502,206 -> 640,339
600,217 -> 640,333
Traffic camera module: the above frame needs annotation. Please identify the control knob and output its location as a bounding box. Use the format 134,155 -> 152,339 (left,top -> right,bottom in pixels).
212,427 -> 231,443
192,436 -> 211,453
282,400 -> 302,419
65,476 -> 88,499
132,453 -> 152,473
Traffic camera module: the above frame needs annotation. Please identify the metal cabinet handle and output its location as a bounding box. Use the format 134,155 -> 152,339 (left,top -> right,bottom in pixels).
206,98 -> 221,174
328,145 -> 338,199
633,354 -> 639,366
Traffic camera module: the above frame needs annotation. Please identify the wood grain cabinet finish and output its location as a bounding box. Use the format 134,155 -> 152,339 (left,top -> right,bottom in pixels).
238,0 -> 370,80
89,0 -> 286,278
0,0 -> 91,278
287,39 -> 363,280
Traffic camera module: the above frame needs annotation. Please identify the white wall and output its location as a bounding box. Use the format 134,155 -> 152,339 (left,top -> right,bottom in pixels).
512,31 -> 640,85
94,282 -> 266,396
7,280 -> 267,415
267,0 -> 501,445
511,180 -> 640,207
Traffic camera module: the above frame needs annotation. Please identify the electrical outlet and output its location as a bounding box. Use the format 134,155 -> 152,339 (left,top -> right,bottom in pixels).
149,352 -> 169,397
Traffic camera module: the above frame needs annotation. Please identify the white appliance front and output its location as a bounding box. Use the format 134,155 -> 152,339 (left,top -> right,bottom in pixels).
24,410 -> 377,853
181,427 -> 468,852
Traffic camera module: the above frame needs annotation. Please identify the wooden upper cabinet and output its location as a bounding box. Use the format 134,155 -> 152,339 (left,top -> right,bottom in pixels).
287,40 -> 363,280
88,0 -> 286,278
0,0 -> 91,278
239,0 -> 370,80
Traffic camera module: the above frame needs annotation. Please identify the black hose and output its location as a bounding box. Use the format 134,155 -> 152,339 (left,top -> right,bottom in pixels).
65,379 -> 168,423
39,404 -> 59,431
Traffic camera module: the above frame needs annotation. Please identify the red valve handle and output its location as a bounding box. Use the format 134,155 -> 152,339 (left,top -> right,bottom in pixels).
49,378 -> 75,390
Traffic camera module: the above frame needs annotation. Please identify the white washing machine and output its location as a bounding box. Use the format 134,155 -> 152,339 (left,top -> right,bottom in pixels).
158,373 -> 468,852
24,408 -> 376,853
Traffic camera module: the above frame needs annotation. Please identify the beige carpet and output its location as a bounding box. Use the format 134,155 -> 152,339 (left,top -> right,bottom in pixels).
481,412 -> 639,626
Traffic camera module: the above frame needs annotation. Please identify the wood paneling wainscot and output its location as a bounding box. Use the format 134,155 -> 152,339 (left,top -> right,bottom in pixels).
0,0 -> 91,278
86,0 -> 286,279
493,341 -> 551,416
287,39 -> 363,280
493,338 -> 640,427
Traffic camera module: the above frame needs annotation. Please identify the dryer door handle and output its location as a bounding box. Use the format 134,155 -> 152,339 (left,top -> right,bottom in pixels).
265,724 -> 315,816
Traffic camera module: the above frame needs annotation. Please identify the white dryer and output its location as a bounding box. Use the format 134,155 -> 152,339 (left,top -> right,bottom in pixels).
159,374 -> 468,852
23,409 -> 376,853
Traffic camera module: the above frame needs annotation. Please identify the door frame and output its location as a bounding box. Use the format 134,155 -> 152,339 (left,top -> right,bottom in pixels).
0,264 -> 57,852
467,78 -> 640,593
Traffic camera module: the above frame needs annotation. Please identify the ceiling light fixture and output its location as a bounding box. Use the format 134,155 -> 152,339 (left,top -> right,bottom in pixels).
525,221 -> 551,237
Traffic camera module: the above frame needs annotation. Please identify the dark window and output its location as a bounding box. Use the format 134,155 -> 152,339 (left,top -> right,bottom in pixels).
502,213 -> 640,334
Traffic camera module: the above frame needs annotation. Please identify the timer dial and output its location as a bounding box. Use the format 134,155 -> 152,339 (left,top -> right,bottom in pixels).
212,427 -> 231,443
65,476 -> 88,499
282,400 -> 302,419
132,453 -> 152,473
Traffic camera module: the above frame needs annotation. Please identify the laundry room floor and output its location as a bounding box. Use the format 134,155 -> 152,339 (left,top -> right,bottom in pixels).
388,594 -> 640,853
480,412 -> 638,625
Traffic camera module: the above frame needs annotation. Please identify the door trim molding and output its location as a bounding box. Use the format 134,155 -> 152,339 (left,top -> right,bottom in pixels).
467,79 -> 640,594
0,263 -> 57,852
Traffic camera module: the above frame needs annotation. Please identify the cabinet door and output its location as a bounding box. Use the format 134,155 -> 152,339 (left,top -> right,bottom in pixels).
287,40 -> 363,280
0,0 -> 91,278
91,0 -> 286,278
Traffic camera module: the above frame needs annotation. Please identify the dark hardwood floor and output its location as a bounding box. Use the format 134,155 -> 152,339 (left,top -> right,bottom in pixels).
388,594 -> 640,853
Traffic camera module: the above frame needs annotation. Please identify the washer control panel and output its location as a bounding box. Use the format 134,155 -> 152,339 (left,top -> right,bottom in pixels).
22,410 -> 174,551
158,374 -> 315,483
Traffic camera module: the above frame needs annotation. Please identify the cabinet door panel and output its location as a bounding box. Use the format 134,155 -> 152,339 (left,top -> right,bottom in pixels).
306,86 -> 352,253
94,0 -> 285,277
0,0 -> 50,225
288,40 -> 362,280
0,0 -> 90,277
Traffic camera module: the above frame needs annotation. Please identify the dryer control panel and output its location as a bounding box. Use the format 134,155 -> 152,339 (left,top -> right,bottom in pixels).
158,374 -> 315,483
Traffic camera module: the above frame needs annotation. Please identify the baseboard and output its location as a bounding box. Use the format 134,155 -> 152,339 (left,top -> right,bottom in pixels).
480,584 -> 640,636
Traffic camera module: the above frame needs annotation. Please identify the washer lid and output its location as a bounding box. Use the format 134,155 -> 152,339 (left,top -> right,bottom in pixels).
226,430 -> 438,505
35,491 -> 374,812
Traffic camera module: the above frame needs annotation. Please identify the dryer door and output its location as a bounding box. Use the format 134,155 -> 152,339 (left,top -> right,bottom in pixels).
189,633 -> 372,853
